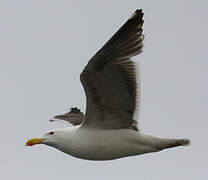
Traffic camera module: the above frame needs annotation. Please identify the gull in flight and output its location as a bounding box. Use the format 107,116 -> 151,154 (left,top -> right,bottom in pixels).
26,9 -> 190,160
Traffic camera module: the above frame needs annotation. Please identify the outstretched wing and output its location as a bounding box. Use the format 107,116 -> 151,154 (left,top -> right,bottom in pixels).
50,108 -> 84,126
80,9 -> 144,130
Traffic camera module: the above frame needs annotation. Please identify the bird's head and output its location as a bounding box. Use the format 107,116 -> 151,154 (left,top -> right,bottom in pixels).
25,129 -> 65,148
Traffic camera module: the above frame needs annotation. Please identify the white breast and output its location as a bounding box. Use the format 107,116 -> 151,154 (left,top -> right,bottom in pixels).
55,127 -> 159,160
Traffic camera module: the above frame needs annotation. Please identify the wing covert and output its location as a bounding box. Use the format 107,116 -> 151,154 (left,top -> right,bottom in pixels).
80,9 -> 144,130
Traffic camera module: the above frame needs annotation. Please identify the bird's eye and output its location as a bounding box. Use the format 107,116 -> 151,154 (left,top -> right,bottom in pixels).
49,131 -> 54,135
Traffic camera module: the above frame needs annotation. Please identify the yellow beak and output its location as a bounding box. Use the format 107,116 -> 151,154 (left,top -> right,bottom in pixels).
25,138 -> 44,146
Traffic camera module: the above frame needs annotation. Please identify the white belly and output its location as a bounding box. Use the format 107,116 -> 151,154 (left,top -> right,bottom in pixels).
56,127 -> 159,160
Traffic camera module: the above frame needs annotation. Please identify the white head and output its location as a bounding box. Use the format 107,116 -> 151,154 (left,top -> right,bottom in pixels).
25,128 -> 69,149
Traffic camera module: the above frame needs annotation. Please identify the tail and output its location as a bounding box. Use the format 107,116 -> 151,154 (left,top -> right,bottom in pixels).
180,139 -> 191,146
159,138 -> 191,150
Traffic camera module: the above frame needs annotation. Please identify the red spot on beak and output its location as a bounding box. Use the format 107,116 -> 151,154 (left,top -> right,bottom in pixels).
26,138 -> 43,147
27,142 -> 33,146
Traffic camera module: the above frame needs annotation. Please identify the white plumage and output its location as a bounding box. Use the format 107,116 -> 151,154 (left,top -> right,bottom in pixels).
26,9 -> 190,161
39,126 -> 189,160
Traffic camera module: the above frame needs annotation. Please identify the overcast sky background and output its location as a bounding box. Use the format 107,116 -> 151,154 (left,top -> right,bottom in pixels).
0,0 -> 207,179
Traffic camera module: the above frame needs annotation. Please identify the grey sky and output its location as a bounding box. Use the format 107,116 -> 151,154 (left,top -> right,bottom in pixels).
0,0 -> 207,179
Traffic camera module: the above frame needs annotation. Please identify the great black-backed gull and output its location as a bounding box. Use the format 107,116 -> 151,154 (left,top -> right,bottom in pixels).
26,9 -> 190,161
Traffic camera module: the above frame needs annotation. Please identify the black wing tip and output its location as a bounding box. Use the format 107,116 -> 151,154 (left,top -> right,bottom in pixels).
131,9 -> 143,18
68,107 -> 83,114
135,9 -> 143,13
129,9 -> 144,32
